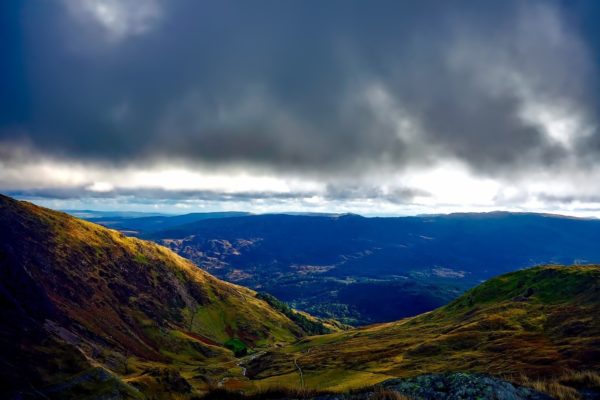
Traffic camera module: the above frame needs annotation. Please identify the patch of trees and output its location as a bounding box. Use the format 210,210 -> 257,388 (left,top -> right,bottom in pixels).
224,338 -> 248,357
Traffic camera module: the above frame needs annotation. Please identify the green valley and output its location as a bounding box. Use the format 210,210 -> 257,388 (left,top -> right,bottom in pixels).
1,194 -> 599,399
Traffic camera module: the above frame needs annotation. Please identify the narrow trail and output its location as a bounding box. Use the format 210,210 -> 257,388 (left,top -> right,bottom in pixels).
293,347 -> 312,390
238,362 -> 247,377
217,350 -> 266,386
294,357 -> 304,389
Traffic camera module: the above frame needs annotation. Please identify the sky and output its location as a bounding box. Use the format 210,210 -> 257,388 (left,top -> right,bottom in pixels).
2,0 -> 600,216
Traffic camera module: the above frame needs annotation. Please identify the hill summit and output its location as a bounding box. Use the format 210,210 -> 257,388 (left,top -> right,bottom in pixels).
247,265 -> 600,393
0,194 -> 323,398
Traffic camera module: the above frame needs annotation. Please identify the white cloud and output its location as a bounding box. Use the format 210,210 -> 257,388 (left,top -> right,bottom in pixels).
5,1 -> 600,217
4,142 -> 600,217
87,182 -> 114,192
63,0 -> 162,42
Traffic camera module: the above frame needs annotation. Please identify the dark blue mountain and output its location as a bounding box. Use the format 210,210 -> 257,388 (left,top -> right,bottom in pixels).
83,211 -> 251,235
108,211 -> 600,324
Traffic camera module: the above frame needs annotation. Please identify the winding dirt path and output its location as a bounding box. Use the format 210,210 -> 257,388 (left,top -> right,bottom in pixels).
294,357 -> 304,389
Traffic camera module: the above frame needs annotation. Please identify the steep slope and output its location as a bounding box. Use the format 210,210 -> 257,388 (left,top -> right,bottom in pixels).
246,265 -> 600,392
0,194 -> 318,399
140,213 -> 600,324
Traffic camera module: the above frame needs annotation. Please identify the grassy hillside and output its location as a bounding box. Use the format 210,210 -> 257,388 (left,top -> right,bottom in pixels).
3,194 -> 599,399
0,194 -> 324,398
246,265 -> 600,393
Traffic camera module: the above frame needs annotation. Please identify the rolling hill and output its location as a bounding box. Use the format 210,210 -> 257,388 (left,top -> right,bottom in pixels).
3,195 -> 600,399
132,213 -> 600,324
245,265 -> 600,396
0,194 -> 329,399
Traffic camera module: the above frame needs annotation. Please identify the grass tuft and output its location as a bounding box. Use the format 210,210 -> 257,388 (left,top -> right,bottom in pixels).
372,385 -> 413,400
515,370 -> 600,400
198,386 -> 331,399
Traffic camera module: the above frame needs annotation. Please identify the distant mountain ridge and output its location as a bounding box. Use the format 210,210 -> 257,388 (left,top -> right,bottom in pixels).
80,211 -> 252,235
2,194 -> 600,399
126,212 -> 600,324
63,209 -> 172,219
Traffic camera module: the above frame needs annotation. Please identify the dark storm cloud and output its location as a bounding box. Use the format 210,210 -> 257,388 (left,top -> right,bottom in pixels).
1,0 -> 599,178
6,182 -> 428,205
5,187 -> 317,202
537,193 -> 600,205
324,183 -> 429,204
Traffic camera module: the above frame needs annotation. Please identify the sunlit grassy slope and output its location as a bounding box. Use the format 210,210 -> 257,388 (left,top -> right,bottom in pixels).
0,194 -> 327,398
2,193 -> 599,398
247,265 -> 600,391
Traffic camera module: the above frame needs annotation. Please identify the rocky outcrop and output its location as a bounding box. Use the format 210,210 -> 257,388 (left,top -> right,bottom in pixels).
309,373 -> 552,400
378,373 -> 553,400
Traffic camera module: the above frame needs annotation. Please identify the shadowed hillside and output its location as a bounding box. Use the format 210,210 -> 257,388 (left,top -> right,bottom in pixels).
0,194 -> 328,399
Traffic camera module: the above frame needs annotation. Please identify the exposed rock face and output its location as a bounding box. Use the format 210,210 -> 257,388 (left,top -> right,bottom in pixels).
379,373 -> 553,400
307,373 -> 552,400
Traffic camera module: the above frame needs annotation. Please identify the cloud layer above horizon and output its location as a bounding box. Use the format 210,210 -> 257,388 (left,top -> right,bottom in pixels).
2,0 -> 600,215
